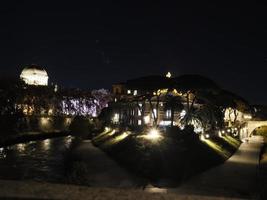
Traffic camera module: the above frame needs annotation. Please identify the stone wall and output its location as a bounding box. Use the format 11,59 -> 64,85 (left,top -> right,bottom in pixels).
25,116 -> 73,132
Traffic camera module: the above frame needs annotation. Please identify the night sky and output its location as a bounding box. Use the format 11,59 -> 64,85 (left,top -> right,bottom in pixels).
0,2 -> 266,104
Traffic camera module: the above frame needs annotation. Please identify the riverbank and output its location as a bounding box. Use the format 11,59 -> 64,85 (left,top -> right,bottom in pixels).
145,136 -> 263,199
256,126 -> 267,199
0,179 -> 246,200
93,127 -> 241,187
65,140 -> 145,187
0,131 -> 70,147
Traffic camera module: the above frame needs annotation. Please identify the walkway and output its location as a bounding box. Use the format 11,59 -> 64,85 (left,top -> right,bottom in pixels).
146,136 -> 264,199
71,140 -> 143,187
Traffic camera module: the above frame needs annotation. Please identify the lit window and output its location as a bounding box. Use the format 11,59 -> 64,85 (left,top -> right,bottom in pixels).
133,90 -> 138,95
166,110 -> 171,118
180,110 -> 186,118
127,90 -> 131,94
113,113 -> 119,123
138,120 -> 142,125
152,108 -> 157,117
144,115 -> 150,124
159,120 -> 172,126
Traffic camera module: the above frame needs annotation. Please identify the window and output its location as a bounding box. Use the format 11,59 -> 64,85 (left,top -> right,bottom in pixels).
133,90 -> 137,96
152,108 -> 157,117
166,110 -> 171,118
113,113 -> 119,123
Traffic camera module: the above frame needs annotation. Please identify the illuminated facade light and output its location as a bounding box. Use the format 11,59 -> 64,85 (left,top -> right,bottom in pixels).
133,90 -> 138,96
152,108 -> 157,117
105,127 -> 111,132
127,90 -> 131,94
243,114 -> 252,120
218,131 -> 223,138
166,109 -> 171,118
166,72 -> 172,78
113,113 -> 120,123
159,120 -> 172,126
144,128 -> 162,140
20,65 -> 48,86
144,115 -> 150,124
180,110 -> 186,118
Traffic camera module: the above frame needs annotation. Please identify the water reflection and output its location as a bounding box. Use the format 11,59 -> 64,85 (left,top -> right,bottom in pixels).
0,136 -> 75,183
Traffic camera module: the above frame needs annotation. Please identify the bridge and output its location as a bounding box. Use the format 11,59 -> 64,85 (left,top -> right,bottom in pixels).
247,120 -> 267,136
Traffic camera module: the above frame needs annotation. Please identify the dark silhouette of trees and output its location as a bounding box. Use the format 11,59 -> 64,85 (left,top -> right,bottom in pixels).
164,94 -> 183,127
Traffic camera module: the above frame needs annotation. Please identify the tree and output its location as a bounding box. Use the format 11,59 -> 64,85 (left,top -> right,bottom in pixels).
173,74 -> 221,127
164,94 -> 183,127
91,89 -> 112,116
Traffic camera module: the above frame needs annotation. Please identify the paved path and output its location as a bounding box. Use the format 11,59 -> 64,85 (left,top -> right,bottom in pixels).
72,140 -> 143,187
0,180 -> 245,200
146,136 -> 264,199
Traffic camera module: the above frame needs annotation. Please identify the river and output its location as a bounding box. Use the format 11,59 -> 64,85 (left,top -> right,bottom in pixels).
0,136 -> 75,183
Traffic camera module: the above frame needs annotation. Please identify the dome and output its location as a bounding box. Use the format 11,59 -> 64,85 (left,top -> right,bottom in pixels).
20,64 -> 49,86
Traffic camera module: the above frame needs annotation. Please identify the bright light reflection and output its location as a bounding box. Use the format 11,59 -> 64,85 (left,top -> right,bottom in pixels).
42,139 -> 50,151
143,128 -> 162,141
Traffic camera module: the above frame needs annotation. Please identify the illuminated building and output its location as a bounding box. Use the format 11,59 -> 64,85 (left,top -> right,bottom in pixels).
110,73 -> 202,128
20,64 -> 49,86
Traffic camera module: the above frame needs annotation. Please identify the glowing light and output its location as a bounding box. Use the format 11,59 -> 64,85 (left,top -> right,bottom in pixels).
143,128 -> 162,140
133,90 -> 137,96
20,66 -> 48,86
105,127 -> 111,132
16,143 -> 26,152
166,110 -> 171,118
180,110 -> 186,118
166,72 -> 172,78
106,131 -> 130,145
127,90 -> 131,94
190,119 -> 203,133
218,131 -> 223,138
202,139 -> 230,158
112,113 -> 120,123
40,117 -> 49,125
200,134 -> 206,141
159,120 -> 172,126
227,129 -> 231,133
48,109 -> 53,115
42,139 -> 50,150
205,134 -> 210,139
152,109 -> 157,117
108,129 -> 116,136
144,115 -> 150,124
244,114 -> 252,120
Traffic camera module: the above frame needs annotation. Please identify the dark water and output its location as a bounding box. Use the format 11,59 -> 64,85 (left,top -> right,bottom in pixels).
0,136 -> 74,183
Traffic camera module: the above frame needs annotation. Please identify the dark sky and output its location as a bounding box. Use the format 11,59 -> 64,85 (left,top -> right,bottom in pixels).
0,1 -> 267,104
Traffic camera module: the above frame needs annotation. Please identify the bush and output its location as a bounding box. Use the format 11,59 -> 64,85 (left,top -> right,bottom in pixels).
69,116 -> 93,138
